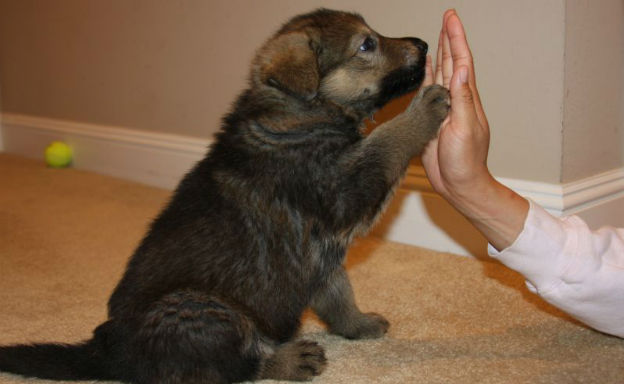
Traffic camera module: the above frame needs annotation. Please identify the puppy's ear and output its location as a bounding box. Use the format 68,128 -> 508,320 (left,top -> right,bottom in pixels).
255,31 -> 320,101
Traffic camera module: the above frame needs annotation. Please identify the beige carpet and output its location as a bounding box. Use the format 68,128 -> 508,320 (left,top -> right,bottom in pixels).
0,153 -> 623,384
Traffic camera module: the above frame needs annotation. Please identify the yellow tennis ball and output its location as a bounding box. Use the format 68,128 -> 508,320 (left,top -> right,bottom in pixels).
45,141 -> 73,168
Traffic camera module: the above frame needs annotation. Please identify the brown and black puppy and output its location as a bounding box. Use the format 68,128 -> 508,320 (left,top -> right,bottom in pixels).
0,9 -> 448,384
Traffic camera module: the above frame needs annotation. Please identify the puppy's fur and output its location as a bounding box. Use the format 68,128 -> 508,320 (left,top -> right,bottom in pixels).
0,9 -> 448,384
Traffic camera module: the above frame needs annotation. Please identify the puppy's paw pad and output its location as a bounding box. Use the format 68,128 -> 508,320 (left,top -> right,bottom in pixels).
422,85 -> 450,115
420,84 -> 449,101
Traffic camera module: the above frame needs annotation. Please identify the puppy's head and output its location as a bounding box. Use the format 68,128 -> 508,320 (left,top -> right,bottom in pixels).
252,9 -> 428,117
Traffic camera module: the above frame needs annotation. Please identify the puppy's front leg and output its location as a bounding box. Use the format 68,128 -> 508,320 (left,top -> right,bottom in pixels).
332,84 -> 449,228
311,267 -> 389,339
364,84 -> 450,183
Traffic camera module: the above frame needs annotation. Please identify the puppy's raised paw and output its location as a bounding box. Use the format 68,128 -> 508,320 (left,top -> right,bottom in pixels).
258,340 -> 327,381
417,84 -> 450,127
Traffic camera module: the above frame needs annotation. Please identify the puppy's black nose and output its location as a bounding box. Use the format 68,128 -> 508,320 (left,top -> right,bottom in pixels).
415,38 -> 428,54
403,37 -> 428,54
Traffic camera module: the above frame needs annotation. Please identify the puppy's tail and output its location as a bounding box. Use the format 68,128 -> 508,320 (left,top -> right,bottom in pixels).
0,341 -> 106,380
0,322 -> 122,381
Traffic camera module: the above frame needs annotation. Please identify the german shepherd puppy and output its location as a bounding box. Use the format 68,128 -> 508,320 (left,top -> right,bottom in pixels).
0,9 -> 448,384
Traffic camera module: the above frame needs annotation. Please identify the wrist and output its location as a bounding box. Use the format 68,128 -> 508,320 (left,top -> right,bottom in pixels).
439,169 -> 496,213
442,173 -> 529,250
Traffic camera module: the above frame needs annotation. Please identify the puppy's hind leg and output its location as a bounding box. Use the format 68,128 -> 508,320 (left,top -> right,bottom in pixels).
131,291 -> 263,384
311,267 -> 389,339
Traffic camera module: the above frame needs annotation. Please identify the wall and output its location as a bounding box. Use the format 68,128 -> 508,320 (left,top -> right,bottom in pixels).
561,0 -> 624,182
0,84 -> 3,151
0,0 -> 566,183
2,0 -> 623,256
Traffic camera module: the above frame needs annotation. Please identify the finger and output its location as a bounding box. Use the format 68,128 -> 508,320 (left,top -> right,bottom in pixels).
443,8 -> 456,23
441,19 -> 453,88
445,13 -> 488,127
445,13 -> 472,76
449,66 -> 478,128
436,10 -> 456,87
439,10 -> 455,88
423,54 -> 434,86
434,27 -> 444,85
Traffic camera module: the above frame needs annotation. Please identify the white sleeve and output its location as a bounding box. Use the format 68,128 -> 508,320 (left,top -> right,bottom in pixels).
488,200 -> 624,338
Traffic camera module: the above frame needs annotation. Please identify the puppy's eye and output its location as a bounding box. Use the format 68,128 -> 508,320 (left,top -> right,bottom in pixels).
359,37 -> 377,52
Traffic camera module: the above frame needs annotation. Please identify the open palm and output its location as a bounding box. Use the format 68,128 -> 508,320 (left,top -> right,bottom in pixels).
421,10 -> 491,200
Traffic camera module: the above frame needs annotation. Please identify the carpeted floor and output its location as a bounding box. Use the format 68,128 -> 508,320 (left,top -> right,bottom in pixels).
0,153 -> 623,383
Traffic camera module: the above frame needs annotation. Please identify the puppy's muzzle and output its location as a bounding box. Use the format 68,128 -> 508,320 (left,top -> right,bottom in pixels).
404,37 -> 428,55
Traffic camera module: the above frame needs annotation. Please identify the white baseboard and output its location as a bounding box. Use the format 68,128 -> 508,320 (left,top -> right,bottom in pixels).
2,112 -> 623,257
403,164 -> 624,219
374,168 -> 624,257
1,113 -> 209,189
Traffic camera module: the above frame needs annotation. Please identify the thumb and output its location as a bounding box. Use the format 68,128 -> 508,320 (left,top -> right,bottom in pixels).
449,66 -> 477,123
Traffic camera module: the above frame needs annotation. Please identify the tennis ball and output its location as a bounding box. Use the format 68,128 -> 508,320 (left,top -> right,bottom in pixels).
45,141 -> 73,168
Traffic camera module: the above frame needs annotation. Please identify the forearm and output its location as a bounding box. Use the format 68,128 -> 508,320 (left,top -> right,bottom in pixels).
443,174 -> 529,251
488,201 -> 624,338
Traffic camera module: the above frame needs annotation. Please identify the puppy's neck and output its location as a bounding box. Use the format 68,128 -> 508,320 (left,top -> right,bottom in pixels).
245,87 -> 363,133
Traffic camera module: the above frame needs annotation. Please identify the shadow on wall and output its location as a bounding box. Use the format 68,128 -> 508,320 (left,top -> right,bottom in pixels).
420,194 -> 488,258
371,189 -> 489,258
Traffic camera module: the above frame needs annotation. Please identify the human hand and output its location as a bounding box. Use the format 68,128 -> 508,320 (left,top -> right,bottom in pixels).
421,10 -> 528,251
421,9 -> 493,202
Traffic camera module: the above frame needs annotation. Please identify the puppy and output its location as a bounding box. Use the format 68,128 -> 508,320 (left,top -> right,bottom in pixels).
0,8 -> 448,384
